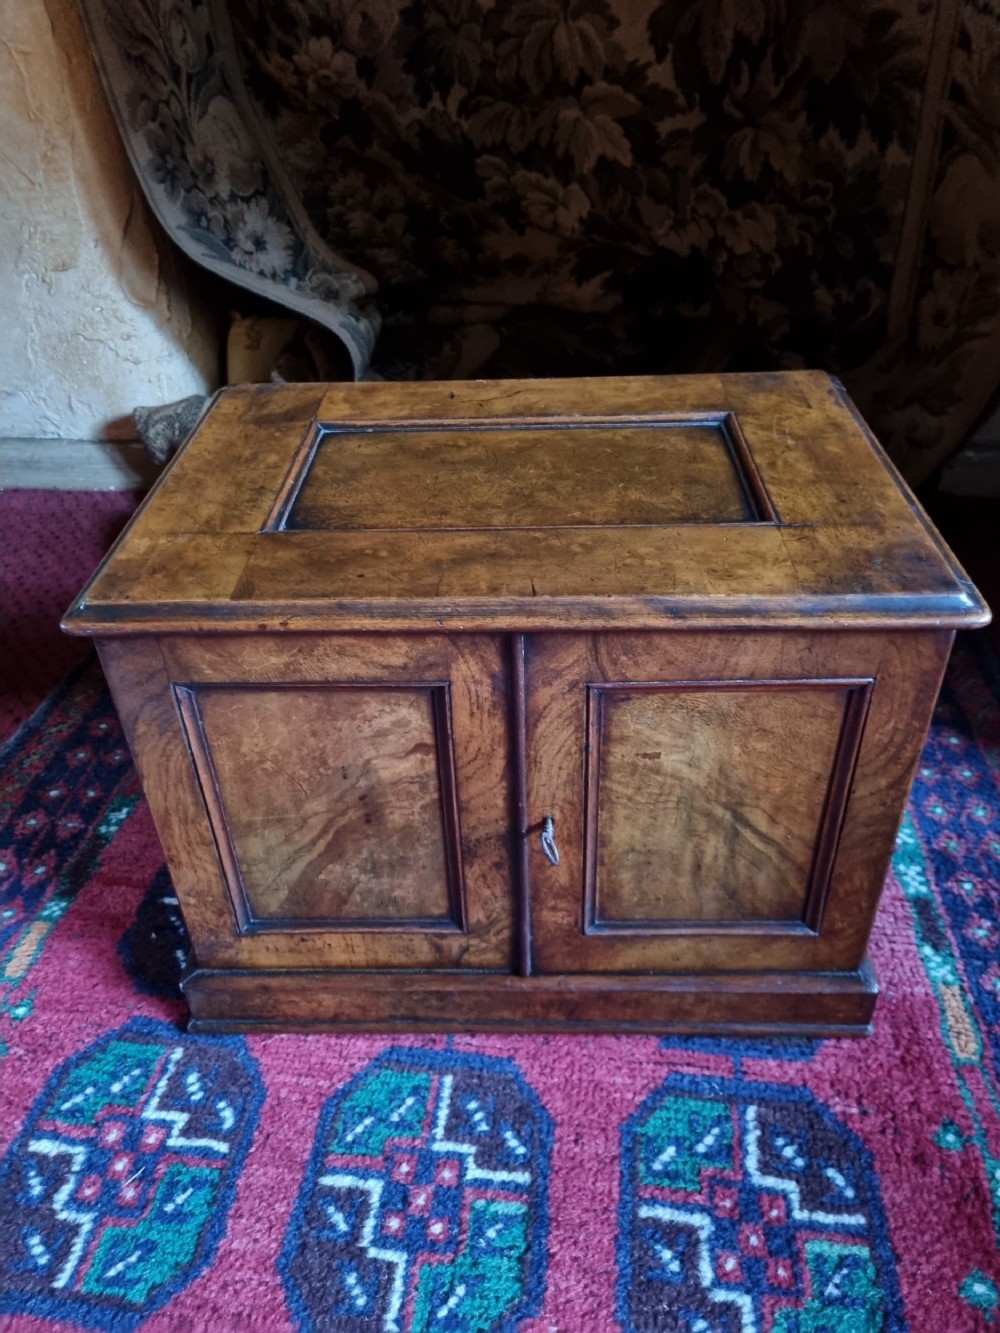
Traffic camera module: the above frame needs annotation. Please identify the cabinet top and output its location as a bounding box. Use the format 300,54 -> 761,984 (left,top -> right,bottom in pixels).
64,372 -> 989,634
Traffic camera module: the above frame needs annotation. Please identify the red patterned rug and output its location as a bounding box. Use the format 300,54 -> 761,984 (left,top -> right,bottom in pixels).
1,492 -> 997,1332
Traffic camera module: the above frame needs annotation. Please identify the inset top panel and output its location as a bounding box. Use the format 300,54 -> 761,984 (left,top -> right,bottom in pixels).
274,416 -> 775,532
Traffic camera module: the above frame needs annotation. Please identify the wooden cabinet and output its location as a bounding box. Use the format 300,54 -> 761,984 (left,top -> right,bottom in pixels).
64,373 -> 989,1035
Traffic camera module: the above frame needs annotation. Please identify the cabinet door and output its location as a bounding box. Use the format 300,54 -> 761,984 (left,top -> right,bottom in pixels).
99,633 -> 514,972
523,630 -> 950,974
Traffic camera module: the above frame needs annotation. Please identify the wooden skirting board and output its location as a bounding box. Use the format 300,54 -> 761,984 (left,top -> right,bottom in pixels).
0,439 -> 158,491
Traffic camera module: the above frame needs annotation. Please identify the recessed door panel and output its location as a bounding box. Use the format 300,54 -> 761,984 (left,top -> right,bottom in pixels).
177,684 -> 463,931
590,683 -> 857,929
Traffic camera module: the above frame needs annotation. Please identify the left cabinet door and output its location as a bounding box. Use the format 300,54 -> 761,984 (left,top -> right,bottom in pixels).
98,633 -> 514,972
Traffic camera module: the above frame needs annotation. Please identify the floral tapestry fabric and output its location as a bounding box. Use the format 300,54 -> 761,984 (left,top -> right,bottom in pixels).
81,0 -> 380,376
81,0 -> 1000,481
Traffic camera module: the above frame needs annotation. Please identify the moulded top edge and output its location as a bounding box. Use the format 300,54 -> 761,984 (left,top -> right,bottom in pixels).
62,586 -> 992,637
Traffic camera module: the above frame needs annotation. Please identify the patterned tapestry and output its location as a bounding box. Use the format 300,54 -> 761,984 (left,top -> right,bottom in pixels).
79,0 -> 1000,481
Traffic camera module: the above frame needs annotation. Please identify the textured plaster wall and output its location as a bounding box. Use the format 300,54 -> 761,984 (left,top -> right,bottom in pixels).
0,0 -> 220,443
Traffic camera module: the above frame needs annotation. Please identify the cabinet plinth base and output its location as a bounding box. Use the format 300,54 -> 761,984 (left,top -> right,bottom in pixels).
184,957 -> 878,1037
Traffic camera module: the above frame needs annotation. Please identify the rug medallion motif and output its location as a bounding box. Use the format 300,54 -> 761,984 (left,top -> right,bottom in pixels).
0,1018 -> 263,1329
618,1074 -> 905,1333
280,1046 -> 553,1332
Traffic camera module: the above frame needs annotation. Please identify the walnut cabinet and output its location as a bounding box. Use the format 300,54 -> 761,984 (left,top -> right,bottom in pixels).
64,373 -> 989,1035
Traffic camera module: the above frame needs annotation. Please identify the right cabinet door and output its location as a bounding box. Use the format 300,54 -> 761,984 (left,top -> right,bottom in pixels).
523,629 -> 950,974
